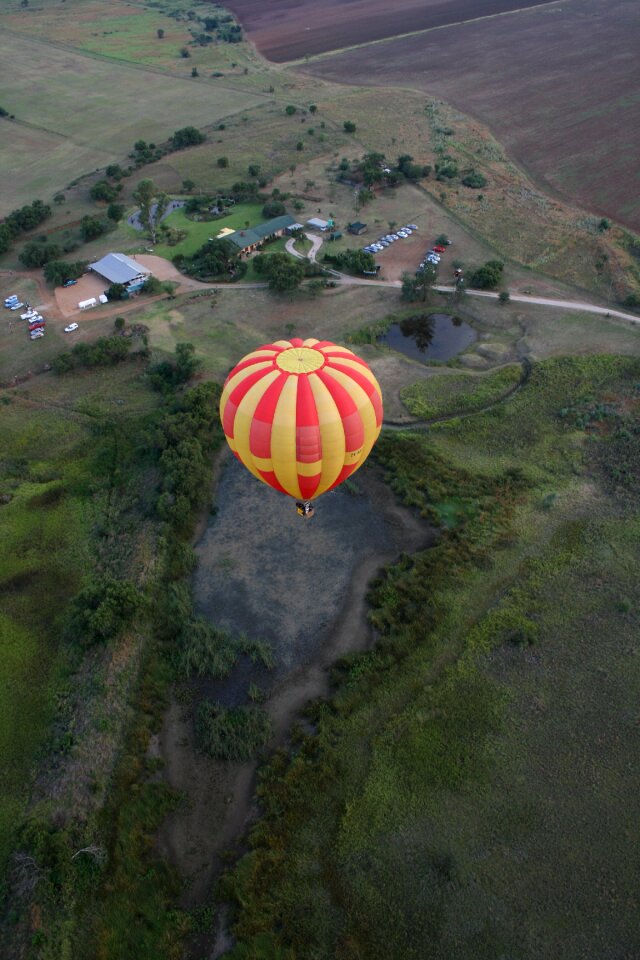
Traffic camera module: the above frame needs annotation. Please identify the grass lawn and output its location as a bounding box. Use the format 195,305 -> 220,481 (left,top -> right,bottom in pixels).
152,202 -> 263,259
400,364 -> 522,420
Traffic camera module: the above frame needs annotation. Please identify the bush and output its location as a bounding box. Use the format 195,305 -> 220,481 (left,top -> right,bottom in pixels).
285,105 -> 296,116
43,259 -> 86,286
217,156 -> 229,168
171,125 -> 206,149
148,342 -> 200,391
498,290 -> 511,304
19,241 -> 60,268
90,179 -> 118,202
461,170 -> 487,189
343,120 -> 357,133
253,252 -> 306,292
262,200 -> 286,219
107,202 -> 125,223
65,576 -> 141,647
469,260 -> 504,290
80,215 -> 108,242
196,700 -> 272,761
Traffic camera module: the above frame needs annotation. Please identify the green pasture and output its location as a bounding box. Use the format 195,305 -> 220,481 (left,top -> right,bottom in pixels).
400,364 -> 522,420
0,401 -> 92,869
0,32 -> 266,215
223,354 -> 640,960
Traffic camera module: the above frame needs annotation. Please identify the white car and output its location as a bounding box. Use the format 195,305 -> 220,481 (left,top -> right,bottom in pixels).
10,302 -> 24,310
64,322 -> 79,333
396,231 -> 409,238
407,224 -> 418,230
30,330 -> 44,339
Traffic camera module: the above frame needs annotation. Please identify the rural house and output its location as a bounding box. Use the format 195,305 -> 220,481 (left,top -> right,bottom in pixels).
348,221 -> 367,235
227,214 -> 297,256
89,253 -> 151,292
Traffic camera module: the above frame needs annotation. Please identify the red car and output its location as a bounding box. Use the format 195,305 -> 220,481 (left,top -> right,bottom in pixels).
433,244 -> 446,253
29,321 -> 45,332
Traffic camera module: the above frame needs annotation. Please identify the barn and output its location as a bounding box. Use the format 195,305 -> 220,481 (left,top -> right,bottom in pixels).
89,253 -> 151,292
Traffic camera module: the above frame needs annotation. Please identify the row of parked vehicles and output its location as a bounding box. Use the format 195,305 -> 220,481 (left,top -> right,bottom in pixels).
418,239 -> 452,274
4,294 -> 46,339
363,224 -> 419,255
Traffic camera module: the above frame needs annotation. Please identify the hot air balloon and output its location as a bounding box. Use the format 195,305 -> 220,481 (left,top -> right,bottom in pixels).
220,338 -> 383,517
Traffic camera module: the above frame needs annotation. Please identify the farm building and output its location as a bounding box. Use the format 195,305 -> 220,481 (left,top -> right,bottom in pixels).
227,214 -> 297,256
306,217 -> 330,231
348,221 -> 367,235
89,253 -> 151,292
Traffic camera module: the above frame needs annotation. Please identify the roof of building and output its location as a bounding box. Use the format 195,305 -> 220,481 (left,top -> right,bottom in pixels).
348,221 -> 367,232
227,214 -> 297,251
306,217 -> 329,229
90,252 -> 150,285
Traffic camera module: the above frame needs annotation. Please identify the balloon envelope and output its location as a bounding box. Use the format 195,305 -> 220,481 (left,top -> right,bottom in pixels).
220,338 -> 383,501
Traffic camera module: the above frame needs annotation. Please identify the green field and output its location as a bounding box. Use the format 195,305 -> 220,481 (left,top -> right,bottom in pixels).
152,202 -> 263,259
0,32 -> 267,215
222,355 -> 640,959
400,364 -> 522,420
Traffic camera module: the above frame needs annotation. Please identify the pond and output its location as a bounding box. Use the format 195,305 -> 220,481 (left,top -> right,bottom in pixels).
379,312 -> 476,361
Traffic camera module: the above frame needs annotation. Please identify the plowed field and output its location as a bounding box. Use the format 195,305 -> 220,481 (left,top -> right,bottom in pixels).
224,0 -> 553,62
294,0 -> 640,232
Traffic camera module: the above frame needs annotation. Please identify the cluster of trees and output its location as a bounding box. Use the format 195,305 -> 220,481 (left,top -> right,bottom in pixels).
401,263 -> 438,302
80,215 -> 109,242
128,124 -> 208,170
461,169 -> 488,189
90,179 -> 122,203
0,199 -> 51,255
175,237 -> 246,281
148,342 -> 199,393
155,380 -> 223,535
323,248 -> 376,275
469,260 -> 504,289
435,157 -> 458,180
20,240 -> 61,268
342,153 -> 431,190
253,252 -> 306,292
43,259 -> 86,286
52,336 -> 132,375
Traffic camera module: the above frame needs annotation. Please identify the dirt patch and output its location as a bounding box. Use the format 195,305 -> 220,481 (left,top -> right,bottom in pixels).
298,0 -> 640,231
157,455 -> 435,954
54,273 -> 106,318
225,0 -> 552,62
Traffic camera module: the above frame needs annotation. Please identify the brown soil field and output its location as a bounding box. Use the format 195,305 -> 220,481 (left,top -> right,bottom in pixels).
296,0 -> 640,231
224,0 -> 552,62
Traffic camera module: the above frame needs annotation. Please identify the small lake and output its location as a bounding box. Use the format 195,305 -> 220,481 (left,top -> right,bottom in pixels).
379,313 -> 476,361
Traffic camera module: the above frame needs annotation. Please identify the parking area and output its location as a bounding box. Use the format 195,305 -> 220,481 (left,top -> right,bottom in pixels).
362,225 -> 456,282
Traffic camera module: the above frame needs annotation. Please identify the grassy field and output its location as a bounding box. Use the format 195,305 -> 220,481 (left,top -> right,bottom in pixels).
221,354 -> 640,959
400,364 -> 522,420
0,399 -> 94,869
152,202 -> 263,259
0,31 -> 267,215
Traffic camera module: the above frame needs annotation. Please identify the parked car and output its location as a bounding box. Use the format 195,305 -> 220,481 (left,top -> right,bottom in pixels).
63,279 -> 78,288
407,224 -> 418,231
4,296 -> 19,305
433,245 -> 446,253
10,302 -> 24,311
30,330 -> 44,339
64,322 -> 79,333
397,231 -> 409,238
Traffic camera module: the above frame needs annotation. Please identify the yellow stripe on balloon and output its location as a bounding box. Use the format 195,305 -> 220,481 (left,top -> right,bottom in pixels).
233,370 -> 281,481
308,373 -> 345,495
323,366 -> 380,467
271,375 -> 301,498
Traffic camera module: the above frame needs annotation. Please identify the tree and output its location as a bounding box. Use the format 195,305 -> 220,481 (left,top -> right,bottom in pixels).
53,192 -> 65,205
217,156 -> 229,168
171,126 -> 206,149
328,248 -> 376,276
19,241 -> 60,268
182,179 -> 195,193
107,202 -> 124,222
262,200 -> 286,219
462,170 -> 487,189
107,283 -> 128,301
180,46 -> 190,58
285,105 -> 296,116
254,253 -> 305,292
296,141 -> 304,151
80,215 -> 107,242
469,260 -> 504,290
114,316 -> 125,332
157,28 -> 164,39
132,178 -> 156,240
498,290 -> 511,304
65,576 -> 141,647
191,66 -> 199,77
401,264 -> 437,302
436,234 -> 450,245
598,218 -> 611,232
343,120 -> 356,133
309,104 -> 317,114
248,164 -> 261,178
43,259 -> 86,286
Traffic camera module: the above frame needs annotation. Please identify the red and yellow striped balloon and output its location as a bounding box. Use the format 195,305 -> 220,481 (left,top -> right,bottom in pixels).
220,338 -> 383,501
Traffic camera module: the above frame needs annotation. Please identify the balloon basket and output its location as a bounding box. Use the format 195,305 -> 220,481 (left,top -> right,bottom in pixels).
296,501 -> 315,519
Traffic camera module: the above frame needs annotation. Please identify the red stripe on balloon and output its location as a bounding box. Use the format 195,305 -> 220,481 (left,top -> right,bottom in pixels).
316,369 -> 364,452
224,367 -> 276,438
249,373 -> 288,459
330,362 -> 383,426
299,473 -> 321,500
327,463 -> 358,490
257,469 -> 289,495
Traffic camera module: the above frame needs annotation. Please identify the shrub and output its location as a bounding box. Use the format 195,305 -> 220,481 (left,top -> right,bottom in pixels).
217,156 -> 229,168
469,260 -> 504,290
19,241 -> 60,268
343,120 -> 357,133
461,170 -> 487,189
498,290 -> 511,304
65,576 -> 141,647
262,200 -> 286,219
196,700 -> 272,761
171,126 -> 206,149
285,105 -> 296,116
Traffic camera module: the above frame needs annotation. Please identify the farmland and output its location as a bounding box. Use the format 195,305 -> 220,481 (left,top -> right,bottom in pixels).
223,0 -> 554,62
297,0 -> 640,232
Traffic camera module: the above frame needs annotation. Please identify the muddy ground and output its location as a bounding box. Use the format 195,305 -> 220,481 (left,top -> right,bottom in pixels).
156,451 -> 434,955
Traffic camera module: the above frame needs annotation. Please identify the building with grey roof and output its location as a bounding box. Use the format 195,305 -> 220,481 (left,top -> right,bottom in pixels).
89,253 -> 151,287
